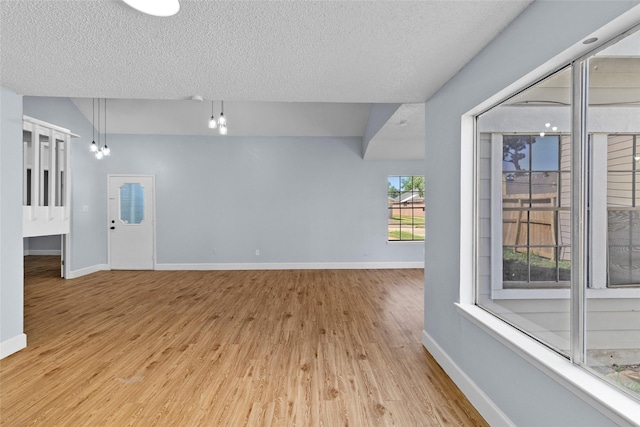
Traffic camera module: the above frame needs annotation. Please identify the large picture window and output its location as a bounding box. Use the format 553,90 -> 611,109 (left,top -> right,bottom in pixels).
475,28 -> 640,400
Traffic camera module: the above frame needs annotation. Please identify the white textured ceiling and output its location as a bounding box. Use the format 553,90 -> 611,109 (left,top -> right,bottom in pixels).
0,0 -> 533,153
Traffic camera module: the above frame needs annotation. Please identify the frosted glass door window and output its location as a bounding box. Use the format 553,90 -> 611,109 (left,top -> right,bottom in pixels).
119,183 -> 145,224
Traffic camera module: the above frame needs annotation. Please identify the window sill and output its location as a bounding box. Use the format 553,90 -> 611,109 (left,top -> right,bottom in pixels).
386,240 -> 424,245
455,303 -> 640,426
491,287 -> 640,300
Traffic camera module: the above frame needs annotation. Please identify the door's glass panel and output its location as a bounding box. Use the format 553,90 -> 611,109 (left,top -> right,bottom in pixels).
119,183 -> 145,224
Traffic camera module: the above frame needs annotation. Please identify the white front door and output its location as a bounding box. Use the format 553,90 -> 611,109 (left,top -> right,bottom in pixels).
108,175 -> 155,270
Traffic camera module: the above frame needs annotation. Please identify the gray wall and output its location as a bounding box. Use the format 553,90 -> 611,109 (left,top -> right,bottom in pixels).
423,1 -> 639,426
24,97 -> 425,270
1,87 -> 24,344
362,103 -> 400,156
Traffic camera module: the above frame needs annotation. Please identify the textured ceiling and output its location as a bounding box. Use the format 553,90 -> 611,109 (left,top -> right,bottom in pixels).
0,0 -> 533,156
0,0 -> 531,103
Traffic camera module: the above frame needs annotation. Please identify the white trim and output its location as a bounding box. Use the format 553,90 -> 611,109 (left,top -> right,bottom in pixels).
156,261 -> 424,271
491,287 -> 640,299
386,240 -> 424,245
23,249 -> 61,256
67,263 -> 109,279
23,115 -> 79,138
490,133 -> 503,295
456,303 -> 640,427
0,333 -> 27,359
421,330 -> 515,427
460,115 -> 475,305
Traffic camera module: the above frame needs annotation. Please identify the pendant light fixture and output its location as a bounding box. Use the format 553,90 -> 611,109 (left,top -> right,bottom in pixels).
90,98 -> 112,160
90,98 -> 99,153
218,100 -> 227,135
102,98 -> 111,157
208,100 -> 217,129
95,99 -> 104,159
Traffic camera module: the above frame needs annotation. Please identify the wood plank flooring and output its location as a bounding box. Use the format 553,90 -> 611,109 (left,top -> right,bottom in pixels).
0,256 -> 487,426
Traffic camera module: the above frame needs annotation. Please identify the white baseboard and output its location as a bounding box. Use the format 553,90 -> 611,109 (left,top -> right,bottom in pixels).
24,249 -> 62,256
0,333 -> 27,359
422,330 -> 514,427
155,261 -> 424,271
67,263 -> 109,279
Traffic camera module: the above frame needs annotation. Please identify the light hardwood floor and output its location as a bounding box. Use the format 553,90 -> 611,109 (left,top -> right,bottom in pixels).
0,256 -> 487,426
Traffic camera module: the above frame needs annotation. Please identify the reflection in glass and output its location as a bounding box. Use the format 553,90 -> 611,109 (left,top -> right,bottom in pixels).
477,64 -> 572,358
119,183 -> 145,225
531,136 -> 559,170
587,30 -> 640,400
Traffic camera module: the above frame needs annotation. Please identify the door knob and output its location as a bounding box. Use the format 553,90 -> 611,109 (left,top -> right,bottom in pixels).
110,226 -> 115,230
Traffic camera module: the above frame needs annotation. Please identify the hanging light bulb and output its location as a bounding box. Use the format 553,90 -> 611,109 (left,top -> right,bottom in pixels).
218,100 -> 226,127
102,145 -> 111,156
219,125 -> 228,135
90,140 -> 98,152
208,100 -> 217,129
95,150 -> 104,160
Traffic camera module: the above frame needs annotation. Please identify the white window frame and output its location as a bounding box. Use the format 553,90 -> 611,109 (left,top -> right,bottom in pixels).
458,18 -> 640,425
386,175 -> 425,243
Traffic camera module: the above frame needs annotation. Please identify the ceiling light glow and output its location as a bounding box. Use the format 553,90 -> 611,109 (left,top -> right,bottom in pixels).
122,0 -> 180,17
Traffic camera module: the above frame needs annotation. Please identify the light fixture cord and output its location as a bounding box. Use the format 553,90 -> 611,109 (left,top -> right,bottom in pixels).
97,97 -> 101,147
92,98 -> 95,141
104,98 -> 107,147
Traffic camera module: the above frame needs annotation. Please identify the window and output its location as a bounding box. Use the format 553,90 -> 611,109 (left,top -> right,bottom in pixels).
387,176 -> 425,241
606,134 -> 640,287
475,28 -> 640,400
501,134 -> 571,285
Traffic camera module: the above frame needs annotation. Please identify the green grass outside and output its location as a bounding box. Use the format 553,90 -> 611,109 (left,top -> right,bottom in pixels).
388,230 -> 424,241
503,247 -> 571,269
391,216 -> 425,227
